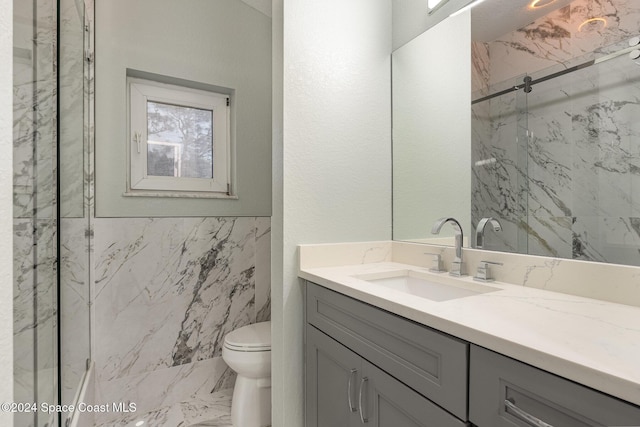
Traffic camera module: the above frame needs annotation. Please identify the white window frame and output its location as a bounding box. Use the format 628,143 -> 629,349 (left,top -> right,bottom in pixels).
127,77 -> 231,195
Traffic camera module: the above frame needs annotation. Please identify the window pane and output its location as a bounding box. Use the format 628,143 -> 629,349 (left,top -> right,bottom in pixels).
147,101 -> 214,179
147,143 -> 176,176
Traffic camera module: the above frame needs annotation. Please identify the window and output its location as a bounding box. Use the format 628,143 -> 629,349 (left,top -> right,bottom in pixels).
128,77 -> 231,195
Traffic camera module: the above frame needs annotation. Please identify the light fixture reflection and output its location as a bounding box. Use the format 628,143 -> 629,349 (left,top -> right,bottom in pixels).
135,421 -> 145,427
529,0 -> 558,9
450,0 -> 488,17
578,17 -> 607,32
428,0 -> 450,15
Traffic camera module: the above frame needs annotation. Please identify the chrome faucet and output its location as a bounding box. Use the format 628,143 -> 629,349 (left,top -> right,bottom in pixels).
475,217 -> 502,249
431,217 -> 464,276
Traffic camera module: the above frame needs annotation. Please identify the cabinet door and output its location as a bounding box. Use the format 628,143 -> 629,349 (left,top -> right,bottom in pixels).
361,361 -> 468,427
306,325 -> 361,427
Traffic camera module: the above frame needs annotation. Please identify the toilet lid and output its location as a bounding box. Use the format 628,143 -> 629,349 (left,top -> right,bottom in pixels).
224,321 -> 271,351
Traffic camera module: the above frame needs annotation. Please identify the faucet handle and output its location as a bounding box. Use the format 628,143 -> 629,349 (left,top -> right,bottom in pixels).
424,252 -> 444,273
474,260 -> 503,282
450,260 -> 465,277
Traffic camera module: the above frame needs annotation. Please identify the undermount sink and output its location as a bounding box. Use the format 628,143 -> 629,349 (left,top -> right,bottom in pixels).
353,269 -> 499,302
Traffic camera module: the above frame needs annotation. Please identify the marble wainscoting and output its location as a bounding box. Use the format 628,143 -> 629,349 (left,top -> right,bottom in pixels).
13,218 -> 58,427
471,0 -> 640,264
92,217 -> 270,425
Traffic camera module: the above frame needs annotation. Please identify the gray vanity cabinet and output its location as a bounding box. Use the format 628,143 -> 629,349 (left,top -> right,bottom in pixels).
305,282 -> 640,427
305,282 -> 470,427
469,345 -> 640,427
306,325 -> 467,427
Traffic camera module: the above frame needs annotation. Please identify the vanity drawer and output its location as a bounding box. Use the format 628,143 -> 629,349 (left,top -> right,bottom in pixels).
469,345 -> 640,427
306,281 -> 469,420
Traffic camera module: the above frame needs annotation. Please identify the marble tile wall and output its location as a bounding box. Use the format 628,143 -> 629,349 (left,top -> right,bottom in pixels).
92,216 -> 271,424
299,241 -> 640,308
59,0 -> 87,218
471,0 -> 640,265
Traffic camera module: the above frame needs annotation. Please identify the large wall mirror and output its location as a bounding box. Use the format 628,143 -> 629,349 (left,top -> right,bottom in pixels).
393,0 -> 640,266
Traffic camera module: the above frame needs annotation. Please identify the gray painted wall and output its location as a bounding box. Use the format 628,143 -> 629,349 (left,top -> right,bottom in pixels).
95,0 -> 272,217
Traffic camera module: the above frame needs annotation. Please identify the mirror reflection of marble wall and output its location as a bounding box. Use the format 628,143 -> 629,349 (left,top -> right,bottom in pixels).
472,0 -> 640,265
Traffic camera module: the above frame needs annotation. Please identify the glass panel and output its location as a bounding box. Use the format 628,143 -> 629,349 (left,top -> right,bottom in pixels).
147,101 -> 214,179
471,74 -> 528,253
59,0 -> 92,424
148,143 -> 177,176
13,0 -> 59,425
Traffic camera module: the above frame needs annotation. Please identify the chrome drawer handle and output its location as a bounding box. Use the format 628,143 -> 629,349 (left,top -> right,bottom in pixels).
347,368 -> 357,412
505,398 -> 555,427
359,377 -> 369,423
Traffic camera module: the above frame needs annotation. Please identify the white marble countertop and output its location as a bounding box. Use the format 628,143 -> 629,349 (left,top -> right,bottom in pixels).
299,261 -> 640,407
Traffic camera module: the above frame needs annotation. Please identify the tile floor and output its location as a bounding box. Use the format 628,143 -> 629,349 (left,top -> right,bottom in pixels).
93,389 -> 232,427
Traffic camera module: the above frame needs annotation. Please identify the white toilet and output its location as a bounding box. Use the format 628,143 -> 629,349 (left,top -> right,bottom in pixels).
222,321 -> 271,427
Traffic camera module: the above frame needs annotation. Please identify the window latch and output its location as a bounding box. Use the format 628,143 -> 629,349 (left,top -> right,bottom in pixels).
134,132 -> 142,153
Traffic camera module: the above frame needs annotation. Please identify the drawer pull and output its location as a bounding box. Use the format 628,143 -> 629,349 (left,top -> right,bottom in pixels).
505,398 -> 554,427
359,377 -> 369,423
347,368 -> 357,412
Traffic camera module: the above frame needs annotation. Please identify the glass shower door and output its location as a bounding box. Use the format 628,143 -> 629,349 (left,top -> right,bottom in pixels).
471,73 -> 529,253
13,0 -> 92,425
519,37 -> 640,265
13,0 -> 58,425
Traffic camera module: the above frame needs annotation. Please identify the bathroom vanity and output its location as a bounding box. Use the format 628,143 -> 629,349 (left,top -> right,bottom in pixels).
300,243 -> 640,427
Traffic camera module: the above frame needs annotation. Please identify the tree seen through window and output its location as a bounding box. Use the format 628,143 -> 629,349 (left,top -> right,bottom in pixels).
146,101 -> 214,179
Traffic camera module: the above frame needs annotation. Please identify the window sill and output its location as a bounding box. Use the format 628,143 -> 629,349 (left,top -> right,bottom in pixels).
123,191 -> 238,200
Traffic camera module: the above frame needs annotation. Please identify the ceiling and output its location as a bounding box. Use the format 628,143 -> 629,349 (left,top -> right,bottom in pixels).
239,0 -> 272,18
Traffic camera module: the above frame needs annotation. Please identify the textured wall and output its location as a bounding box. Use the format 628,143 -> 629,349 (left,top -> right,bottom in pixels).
274,1 -> 393,426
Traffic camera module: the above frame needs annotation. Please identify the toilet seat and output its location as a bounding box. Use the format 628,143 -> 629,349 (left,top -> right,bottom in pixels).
224,321 -> 271,352
224,343 -> 271,352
